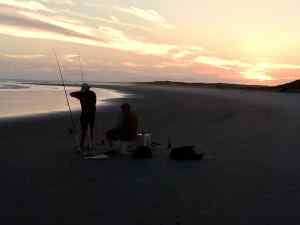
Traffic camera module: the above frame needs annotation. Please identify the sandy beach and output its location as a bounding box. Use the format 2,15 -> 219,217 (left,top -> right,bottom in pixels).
1,84 -> 300,225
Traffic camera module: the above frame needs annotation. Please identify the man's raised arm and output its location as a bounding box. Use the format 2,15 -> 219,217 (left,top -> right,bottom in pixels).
70,91 -> 82,99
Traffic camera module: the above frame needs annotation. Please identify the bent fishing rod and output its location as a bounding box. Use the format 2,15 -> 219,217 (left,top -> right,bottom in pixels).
53,50 -> 77,135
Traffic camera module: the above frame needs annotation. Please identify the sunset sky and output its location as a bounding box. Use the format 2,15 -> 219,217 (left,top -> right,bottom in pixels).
0,0 -> 300,85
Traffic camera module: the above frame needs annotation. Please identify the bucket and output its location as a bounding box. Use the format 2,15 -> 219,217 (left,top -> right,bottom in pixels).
137,132 -> 152,147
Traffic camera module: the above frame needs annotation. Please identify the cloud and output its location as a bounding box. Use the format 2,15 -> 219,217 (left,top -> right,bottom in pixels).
194,56 -> 250,70
96,16 -> 152,33
38,0 -> 75,6
19,11 -> 93,36
96,26 -> 176,55
7,1 -> 298,84
0,11 -> 102,44
116,6 -> 175,29
0,24 -> 102,47
53,0 -> 75,6
193,55 -> 300,72
0,0 -> 54,13
52,16 -> 83,25
2,53 -> 45,59
257,63 -> 300,70
172,46 -> 205,59
0,3 -> 184,57
0,6 -> 177,56
155,61 -> 193,69
173,50 -> 195,59
122,62 -> 144,68
64,54 -> 80,62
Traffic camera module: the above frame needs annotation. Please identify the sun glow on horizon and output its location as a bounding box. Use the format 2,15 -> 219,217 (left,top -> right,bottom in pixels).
240,69 -> 274,82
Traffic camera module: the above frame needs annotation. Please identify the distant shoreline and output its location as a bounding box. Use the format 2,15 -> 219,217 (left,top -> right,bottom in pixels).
22,80 -> 300,93
135,81 -> 275,91
2,78 -> 300,93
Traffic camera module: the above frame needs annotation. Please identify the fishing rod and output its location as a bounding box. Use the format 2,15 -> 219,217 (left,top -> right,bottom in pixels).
53,50 -> 77,135
78,54 -> 84,84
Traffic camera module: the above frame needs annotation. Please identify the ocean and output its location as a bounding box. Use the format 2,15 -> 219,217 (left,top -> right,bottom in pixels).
0,81 -> 124,118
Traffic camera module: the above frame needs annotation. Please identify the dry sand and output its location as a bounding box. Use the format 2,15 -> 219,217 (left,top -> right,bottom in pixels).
1,84 -> 300,225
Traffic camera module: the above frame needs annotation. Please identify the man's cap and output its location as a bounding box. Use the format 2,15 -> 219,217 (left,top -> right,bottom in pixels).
81,83 -> 90,88
81,83 -> 90,91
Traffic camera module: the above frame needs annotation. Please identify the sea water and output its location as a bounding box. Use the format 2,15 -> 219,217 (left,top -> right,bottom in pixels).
0,81 -> 124,118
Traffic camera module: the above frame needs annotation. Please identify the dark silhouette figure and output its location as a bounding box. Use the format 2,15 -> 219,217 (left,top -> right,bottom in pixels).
106,103 -> 138,147
70,83 -> 96,151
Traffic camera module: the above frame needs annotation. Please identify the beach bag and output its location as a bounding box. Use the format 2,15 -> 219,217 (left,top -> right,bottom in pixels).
131,146 -> 152,159
170,146 -> 204,160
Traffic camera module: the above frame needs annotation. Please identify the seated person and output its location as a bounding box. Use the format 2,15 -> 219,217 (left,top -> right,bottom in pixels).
106,103 -> 138,147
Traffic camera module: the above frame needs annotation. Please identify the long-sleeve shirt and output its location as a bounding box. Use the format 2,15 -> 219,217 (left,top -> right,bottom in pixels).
70,90 -> 96,113
117,112 -> 138,140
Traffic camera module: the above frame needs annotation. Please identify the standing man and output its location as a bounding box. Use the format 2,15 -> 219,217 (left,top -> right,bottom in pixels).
70,83 -> 96,152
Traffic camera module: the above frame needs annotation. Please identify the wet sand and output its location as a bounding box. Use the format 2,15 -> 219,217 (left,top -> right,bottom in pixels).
1,84 -> 300,225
